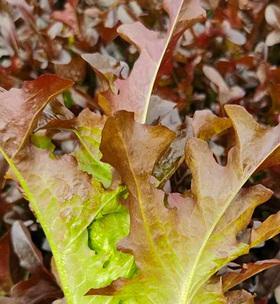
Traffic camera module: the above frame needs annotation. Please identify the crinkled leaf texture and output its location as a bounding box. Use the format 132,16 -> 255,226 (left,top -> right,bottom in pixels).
86,105 -> 280,304
0,77 -> 135,304
1,145 -> 135,304
67,109 -> 112,188
1,75 -> 280,304
40,108 -> 112,188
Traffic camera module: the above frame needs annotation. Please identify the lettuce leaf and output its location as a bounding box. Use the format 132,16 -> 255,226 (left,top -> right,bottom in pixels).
87,105 -> 280,303
0,76 -> 135,304
83,0 -> 205,123
1,146 -> 135,304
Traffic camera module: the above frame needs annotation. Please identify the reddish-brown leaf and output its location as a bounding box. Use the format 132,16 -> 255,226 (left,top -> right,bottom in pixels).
192,109 -> 232,140
0,233 -> 13,294
223,259 -> 280,292
82,53 -> 129,94
0,74 -> 73,158
158,0 -> 206,76
226,290 -> 254,304
11,221 -> 43,274
90,105 -> 280,303
0,268 -> 63,304
84,0 -> 205,122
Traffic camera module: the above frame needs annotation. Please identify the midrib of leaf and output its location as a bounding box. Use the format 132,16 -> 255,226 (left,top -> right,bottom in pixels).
75,131 -> 101,162
116,126 -> 183,281
179,145 -> 280,304
0,146 -> 124,304
141,0 -> 184,124
117,128 -> 163,262
0,146 -> 74,303
74,130 -> 111,186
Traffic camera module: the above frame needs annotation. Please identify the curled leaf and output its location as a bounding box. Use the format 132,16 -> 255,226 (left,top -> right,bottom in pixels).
223,259 -> 280,292
73,109 -> 112,188
192,109 -> 232,140
153,109 -> 232,187
0,75 -> 73,158
40,108 -> 112,188
82,53 -> 129,94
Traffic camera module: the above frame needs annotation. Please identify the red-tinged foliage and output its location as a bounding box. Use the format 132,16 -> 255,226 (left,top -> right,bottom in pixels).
0,269 -> 63,304
89,106 -> 280,303
52,2 -> 81,38
0,74 -> 73,157
84,0 -> 205,122
0,221 -> 62,303
0,233 -> 13,294
0,0 -> 280,303
223,260 -> 280,292
11,221 -> 44,273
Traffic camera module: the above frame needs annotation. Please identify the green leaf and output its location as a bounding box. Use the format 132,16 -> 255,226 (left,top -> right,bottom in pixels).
0,76 -> 134,304
192,279 -> 227,304
63,90 -> 74,108
88,105 -> 280,304
42,109 -> 112,188
88,204 -> 136,281
31,134 -> 55,151
73,109 -> 112,188
1,146 -> 134,304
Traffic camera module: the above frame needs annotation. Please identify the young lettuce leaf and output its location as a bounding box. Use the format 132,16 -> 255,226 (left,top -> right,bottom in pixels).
71,109 -> 112,188
1,146 -> 134,304
0,76 -> 135,304
87,105 -> 280,304
83,0 -> 205,123
41,108 -> 112,188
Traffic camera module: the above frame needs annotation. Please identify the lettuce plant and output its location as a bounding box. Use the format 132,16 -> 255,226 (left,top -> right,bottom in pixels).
0,1 -> 280,304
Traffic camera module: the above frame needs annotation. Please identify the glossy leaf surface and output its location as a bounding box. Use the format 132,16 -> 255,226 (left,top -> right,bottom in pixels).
0,74 -> 73,158
88,105 -> 280,304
